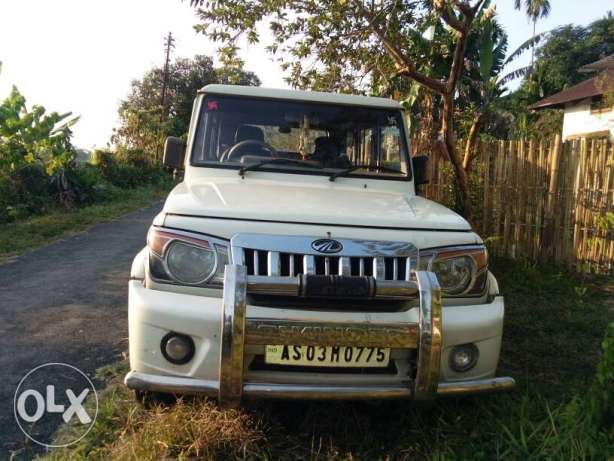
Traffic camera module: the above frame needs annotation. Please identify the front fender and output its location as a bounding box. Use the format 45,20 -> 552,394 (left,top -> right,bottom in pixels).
130,247 -> 148,281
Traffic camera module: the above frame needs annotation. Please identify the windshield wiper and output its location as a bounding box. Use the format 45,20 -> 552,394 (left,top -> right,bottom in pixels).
238,158 -> 323,178
328,164 -> 404,182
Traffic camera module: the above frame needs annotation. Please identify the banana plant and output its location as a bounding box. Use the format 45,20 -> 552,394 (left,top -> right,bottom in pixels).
0,86 -> 79,175
461,11 -> 551,169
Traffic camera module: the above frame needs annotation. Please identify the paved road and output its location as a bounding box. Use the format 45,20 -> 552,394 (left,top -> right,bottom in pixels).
0,202 -> 162,459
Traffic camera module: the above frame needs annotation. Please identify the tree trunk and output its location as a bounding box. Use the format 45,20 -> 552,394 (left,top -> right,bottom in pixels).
437,94 -> 473,224
531,20 -> 536,67
462,112 -> 485,171
413,92 -> 437,156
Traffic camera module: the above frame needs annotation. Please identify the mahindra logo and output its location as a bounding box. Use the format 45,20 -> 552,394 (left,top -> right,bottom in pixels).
311,238 -> 343,254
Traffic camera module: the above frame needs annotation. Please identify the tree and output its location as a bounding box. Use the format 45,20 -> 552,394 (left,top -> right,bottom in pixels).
0,86 -> 78,175
112,54 -> 260,159
190,0 -> 495,221
500,13 -> 614,138
458,11 -> 552,168
514,0 -> 551,65
461,20 -> 504,168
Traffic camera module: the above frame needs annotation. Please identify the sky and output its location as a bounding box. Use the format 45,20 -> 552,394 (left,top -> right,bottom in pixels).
0,0 -> 612,149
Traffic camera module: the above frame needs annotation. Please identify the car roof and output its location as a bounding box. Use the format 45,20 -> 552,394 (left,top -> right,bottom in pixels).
199,84 -> 402,110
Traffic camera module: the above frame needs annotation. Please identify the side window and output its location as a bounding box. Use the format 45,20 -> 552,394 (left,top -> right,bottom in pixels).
206,113 -> 221,160
193,111 -> 223,162
381,127 -> 401,168
345,125 -> 403,169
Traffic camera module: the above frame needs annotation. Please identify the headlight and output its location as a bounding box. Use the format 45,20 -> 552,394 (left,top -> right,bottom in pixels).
420,246 -> 488,296
166,241 -> 216,284
147,227 -> 229,287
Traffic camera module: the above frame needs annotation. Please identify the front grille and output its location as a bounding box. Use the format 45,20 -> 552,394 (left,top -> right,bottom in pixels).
242,248 -> 413,281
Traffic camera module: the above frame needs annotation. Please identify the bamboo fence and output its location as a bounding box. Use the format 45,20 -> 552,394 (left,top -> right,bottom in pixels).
422,135 -> 614,274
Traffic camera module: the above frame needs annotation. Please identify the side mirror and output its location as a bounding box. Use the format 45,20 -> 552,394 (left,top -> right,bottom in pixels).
412,155 -> 429,186
163,137 -> 186,170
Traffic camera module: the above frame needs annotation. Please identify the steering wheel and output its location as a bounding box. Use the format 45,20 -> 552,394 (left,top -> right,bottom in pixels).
221,140 -> 279,162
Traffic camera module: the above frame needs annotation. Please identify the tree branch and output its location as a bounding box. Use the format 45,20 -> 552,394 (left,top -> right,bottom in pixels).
444,0 -> 485,93
437,4 -> 464,32
352,0 -> 446,94
452,1 -> 473,16
450,0 -> 486,19
393,66 -> 446,94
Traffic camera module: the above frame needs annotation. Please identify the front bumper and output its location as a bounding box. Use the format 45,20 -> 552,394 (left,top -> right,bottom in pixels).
125,371 -> 515,399
126,265 -> 514,405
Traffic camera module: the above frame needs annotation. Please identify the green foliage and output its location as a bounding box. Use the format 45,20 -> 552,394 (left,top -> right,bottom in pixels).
478,19 -> 494,82
0,86 -> 78,174
0,87 -> 81,221
0,164 -> 50,222
499,321 -> 614,460
596,212 -> 614,232
530,15 -> 614,97
432,160 -> 486,222
112,55 -> 260,160
91,148 -> 171,189
514,0 -> 551,23
0,86 -> 171,223
193,1 -> 447,93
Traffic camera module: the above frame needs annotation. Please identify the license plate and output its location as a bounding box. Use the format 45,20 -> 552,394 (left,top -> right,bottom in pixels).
265,345 -> 390,368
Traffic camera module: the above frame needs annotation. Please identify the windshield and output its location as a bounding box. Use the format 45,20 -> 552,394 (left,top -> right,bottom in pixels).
191,95 -> 410,180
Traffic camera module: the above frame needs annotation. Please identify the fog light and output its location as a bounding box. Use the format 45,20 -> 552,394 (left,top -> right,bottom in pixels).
161,332 -> 195,365
449,344 -> 479,372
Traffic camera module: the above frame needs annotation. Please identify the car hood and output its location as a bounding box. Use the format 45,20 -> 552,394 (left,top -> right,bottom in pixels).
162,178 -> 471,231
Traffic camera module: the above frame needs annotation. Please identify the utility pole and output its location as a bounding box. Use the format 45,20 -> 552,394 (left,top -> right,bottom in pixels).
156,32 -> 175,163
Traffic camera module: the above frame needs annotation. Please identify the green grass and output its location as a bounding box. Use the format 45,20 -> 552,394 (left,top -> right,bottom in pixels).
40,259 -> 614,460
0,184 -> 171,261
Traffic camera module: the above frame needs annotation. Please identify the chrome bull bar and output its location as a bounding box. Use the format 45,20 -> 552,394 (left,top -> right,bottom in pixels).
125,263 -> 516,401
218,264 -> 443,406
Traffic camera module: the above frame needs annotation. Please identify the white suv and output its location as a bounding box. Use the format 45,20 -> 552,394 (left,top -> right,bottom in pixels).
125,84 -> 514,406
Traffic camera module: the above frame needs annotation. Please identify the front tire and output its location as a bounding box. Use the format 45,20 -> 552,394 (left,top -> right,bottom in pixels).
134,389 -> 177,408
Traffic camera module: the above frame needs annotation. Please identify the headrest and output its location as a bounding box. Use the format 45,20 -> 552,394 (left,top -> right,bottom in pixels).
314,136 -> 336,150
235,125 -> 264,143
314,137 -> 340,157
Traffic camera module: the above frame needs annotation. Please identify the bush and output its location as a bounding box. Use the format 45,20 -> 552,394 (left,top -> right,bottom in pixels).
499,321 -> 614,460
0,164 -> 52,222
0,150 -> 170,224
49,164 -> 105,208
1,88 -> 172,223
436,162 -> 486,224
92,146 -> 173,192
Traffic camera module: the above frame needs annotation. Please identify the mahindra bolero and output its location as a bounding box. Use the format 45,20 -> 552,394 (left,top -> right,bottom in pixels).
125,84 -> 515,406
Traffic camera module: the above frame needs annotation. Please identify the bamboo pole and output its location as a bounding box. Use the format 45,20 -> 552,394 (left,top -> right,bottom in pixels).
535,138 -> 546,260
564,141 -> 580,268
502,141 -> 514,257
573,139 -> 587,270
526,140 -> 536,259
482,140 -> 491,236
494,140 -> 506,255
543,134 -> 562,262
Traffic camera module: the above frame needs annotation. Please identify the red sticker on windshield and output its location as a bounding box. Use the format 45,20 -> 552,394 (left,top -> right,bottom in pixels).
207,100 -> 218,111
